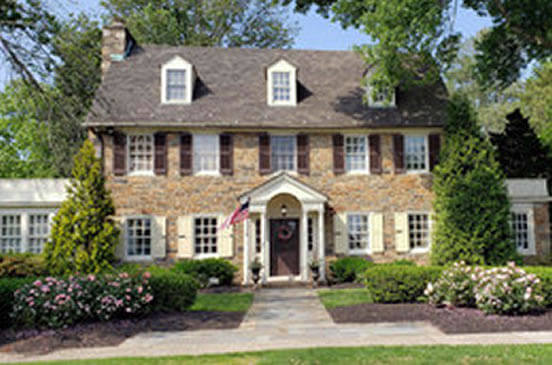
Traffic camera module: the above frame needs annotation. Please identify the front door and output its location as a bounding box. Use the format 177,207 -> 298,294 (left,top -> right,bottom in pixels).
270,218 -> 300,276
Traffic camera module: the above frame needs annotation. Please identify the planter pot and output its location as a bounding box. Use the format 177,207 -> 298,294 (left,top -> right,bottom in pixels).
251,268 -> 261,285
311,266 -> 320,283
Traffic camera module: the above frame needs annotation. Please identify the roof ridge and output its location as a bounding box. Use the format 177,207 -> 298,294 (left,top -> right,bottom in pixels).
137,44 -> 357,54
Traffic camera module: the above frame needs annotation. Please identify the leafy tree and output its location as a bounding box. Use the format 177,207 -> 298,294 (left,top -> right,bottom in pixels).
101,0 -> 298,48
44,140 -> 119,276
431,94 -> 517,266
490,109 -> 552,179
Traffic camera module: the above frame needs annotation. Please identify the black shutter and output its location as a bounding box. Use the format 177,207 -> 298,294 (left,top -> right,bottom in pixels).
393,134 -> 405,174
259,133 -> 271,175
333,134 -> 344,175
113,132 -> 126,176
154,133 -> 167,175
369,134 -> 382,174
180,133 -> 193,176
429,133 -> 442,171
297,134 -> 310,175
220,134 -> 233,176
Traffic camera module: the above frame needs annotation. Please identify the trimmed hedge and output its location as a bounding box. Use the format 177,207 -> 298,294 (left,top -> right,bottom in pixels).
330,257 -> 374,283
172,258 -> 237,287
362,265 -> 443,303
0,254 -> 47,278
0,277 -> 35,328
149,267 -> 199,312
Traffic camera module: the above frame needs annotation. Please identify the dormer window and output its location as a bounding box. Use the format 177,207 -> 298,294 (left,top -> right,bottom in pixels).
368,85 -> 396,107
267,59 -> 297,106
161,56 -> 195,104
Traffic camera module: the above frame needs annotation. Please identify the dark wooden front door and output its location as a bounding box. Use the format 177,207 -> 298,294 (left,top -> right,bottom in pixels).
270,218 -> 300,276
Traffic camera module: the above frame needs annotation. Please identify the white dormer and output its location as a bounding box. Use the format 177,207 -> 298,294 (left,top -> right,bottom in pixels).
161,56 -> 195,104
267,59 -> 297,107
367,85 -> 396,108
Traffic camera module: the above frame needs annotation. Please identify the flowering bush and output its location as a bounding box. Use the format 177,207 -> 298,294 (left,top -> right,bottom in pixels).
425,261 -> 480,307
12,272 -> 153,329
474,263 -> 545,315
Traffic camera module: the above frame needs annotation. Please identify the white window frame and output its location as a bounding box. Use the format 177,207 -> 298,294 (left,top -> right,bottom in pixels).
125,215 -> 153,261
404,134 -> 429,174
192,214 -> 220,259
0,209 -> 55,254
193,134 -> 220,175
511,205 -> 536,256
270,134 -> 297,172
161,56 -> 195,105
367,85 -> 396,107
267,59 -> 297,107
344,135 -> 370,174
407,212 -> 431,253
127,134 -> 155,176
346,212 -> 371,255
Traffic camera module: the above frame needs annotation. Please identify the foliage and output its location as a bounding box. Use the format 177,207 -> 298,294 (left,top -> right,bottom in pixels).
44,140 -> 119,276
490,109 -> 552,179
362,265 -> 443,303
12,272 -> 153,329
172,258 -> 238,287
101,0 -> 298,49
431,94 -> 518,266
474,263 -> 545,315
148,268 -> 198,312
425,261 -> 479,308
0,277 -> 35,328
329,257 -> 374,283
384,259 -> 416,266
525,267 -> 552,307
189,293 -> 253,313
318,288 -> 373,309
0,254 -> 47,278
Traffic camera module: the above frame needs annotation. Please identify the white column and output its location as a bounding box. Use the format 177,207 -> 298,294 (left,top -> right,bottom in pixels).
318,207 -> 326,282
261,211 -> 268,283
301,210 -> 309,281
21,213 -> 29,253
242,218 -> 249,285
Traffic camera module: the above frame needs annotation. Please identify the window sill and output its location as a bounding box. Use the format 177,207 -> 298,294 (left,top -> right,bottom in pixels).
409,248 -> 430,254
406,170 -> 430,175
161,100 -> 191,105
125,256 -> 153,262
517,249 -> 536,256
128,171 -> 155,177
349,250 -> 371,256
345,170 -> 370,175
193,253 -> 220,260
193,171 -> 221,177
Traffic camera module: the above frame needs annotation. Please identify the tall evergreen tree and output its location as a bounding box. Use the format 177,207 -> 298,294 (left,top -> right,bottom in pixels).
431,94 -> 517,266
44,140 -> 119,275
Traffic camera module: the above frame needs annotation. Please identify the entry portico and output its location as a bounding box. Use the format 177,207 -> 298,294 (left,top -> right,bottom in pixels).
240,173 -> 328,284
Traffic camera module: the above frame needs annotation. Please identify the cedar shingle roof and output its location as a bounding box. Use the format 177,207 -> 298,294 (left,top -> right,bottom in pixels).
86,45 -> 448,129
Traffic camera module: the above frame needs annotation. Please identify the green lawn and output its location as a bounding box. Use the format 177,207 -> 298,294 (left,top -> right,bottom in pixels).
188,293 -> 253,312
20,344 -> 552,364
318,288 -> 373,309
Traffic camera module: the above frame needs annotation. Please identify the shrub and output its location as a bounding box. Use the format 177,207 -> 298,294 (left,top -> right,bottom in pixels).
149,268 -> 198,312
172,258 -> 237,287
329,257 -> 374,283
12,272 -> 153,329
0,277 -> 35,328
525,267 -> 552,307
0,254 -> 47,278
382,259 -> 416,266
362,265 -> 443,303
425,261 -> 480,307
474,263 -> 545,315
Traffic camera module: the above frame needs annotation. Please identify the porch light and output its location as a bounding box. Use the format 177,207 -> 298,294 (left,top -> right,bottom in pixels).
281,204 -> 288,217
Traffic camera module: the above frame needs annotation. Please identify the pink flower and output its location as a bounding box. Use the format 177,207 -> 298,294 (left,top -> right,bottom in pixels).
119,272 -> 129,279
41,285 -> 50,293
137,286 -> 143,294
143,272 -> 151,279
33,280 -> 42,287
88,274 -> 96,282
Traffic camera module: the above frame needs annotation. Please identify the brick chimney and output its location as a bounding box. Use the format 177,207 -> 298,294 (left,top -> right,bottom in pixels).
101,19 -> 135,75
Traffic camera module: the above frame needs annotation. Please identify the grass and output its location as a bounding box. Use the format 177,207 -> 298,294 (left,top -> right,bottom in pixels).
188,293 -> 254,312
318,288 -> 373,309
20,344 -> 552,364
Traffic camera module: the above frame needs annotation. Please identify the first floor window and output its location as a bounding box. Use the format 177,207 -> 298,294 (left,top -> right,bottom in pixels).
194,216 -> 218,255
193,134 -> 219,173
347,214 -> 369,253
345,136 -> 367,172
28,214 -> 50,254
0,215 -> 21,253
408,213 -> 430,250
254,219 -> 261,254
271,135 -> 296,171
405,136 -> 427,172
127,218 -> 152,257
128,135 -> 154,173
512,212 -> 530,251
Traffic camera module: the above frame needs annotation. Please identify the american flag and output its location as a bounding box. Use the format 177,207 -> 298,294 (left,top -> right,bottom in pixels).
219,199 -> 250,231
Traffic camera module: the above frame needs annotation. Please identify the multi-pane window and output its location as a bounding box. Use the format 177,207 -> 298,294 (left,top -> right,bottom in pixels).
512,212 -> 530,251
193,134 -> 219,173
405,136 -> 427,171
166,70 -> 187,101
347,214 -> 370,253
126,218 -> 152,258
255,219 -> 261,254
345,136 -> 367,172
128,135 -> 154,173
408,214 -> 430,250
194,217 -> 218,255
272,72 -> 290,102
28,214 -> 49,254
307,217 -> 314,251
0,215 -> 21,253
271,136 -> 296,171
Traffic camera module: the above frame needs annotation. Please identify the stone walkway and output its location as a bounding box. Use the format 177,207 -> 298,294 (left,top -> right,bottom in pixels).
3,288 -> 552,363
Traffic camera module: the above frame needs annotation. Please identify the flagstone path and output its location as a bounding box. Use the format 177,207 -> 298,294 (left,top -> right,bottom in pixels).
3,288 -> 552,363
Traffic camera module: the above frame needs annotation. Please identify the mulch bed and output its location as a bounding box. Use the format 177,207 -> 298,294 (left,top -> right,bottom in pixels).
0,311 -> 245,355
329,303 -> 552,334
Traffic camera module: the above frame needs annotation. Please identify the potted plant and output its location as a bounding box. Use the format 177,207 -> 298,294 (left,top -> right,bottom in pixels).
309,259 -> 321,283
250,257 -> 263,285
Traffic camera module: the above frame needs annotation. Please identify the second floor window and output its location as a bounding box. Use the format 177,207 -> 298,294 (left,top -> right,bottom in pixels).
271,135 -> 296,171
193,134 -> 219,173
345,136 -> 367,172
272,71 -> 291,102
166,69 -> 187,101
405,136 -> 427,172
128,135 -> 154,173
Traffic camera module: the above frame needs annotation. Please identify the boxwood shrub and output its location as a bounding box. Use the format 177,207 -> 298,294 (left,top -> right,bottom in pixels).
149,267 -> 199,312
0,254 -> 47,278
0,277 -> 36,328
172,258 -> 237,287
362,265 -> 443,303
329,257 -> 374,283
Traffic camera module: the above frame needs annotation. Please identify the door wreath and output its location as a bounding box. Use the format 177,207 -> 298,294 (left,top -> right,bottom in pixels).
277,224 -> 294,241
